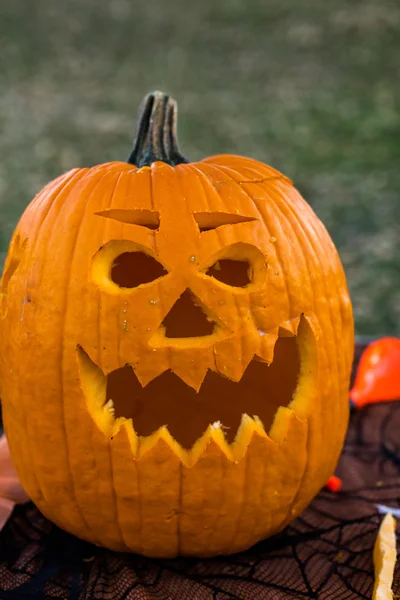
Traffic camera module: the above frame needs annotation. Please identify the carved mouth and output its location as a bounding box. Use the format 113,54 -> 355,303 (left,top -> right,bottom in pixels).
78,316 -> 312,450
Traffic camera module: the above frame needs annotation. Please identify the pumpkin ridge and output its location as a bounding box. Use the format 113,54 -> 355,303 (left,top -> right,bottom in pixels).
267,185 -> 345,445
195,163 -> 236,215
14,169 -> 89,510
58,176 -> 103,532
256,193 -> 317,319
200,154 -> 293,186
212,163 -> 295,323
243,182 -> 330,429
107,440 -> 128,550
176,462 -> 183,555
185,162 -> 242,216
59,172 -> 111,538
290,315 -> 340,519
174,162 -> 205,259
250,184 -> 315,325
108,174 -> 132,550
99,170 -> 127,376
135,446 -> 144,555
285,186 -> 352,386
290,192 -> 347,388
277,317 -> 320,530
108,423 -> 140,552
28,168 -> 85,225
0,235 -> 28,319
275,418 -> 310,535
306,237 -> 349,445
275,411 -> 309,538
266,184 -> 342,347
228,442 -> 250,553
206,442 -> 229,553
244,419 -> 268,545
248,409 -> 308,546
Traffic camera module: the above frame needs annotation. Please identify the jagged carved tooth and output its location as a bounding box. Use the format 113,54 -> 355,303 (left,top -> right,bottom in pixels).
133,351 -> 170,387
269,406 -> 303,445
110,418 -> 139,459
137,425 -> 190,465
253,415 -> 268,434
170,356 -> 213,392
214,355 -> 252,382
254,328 -> 279,365
212,360 -> 235,381
231,414 -> 270,461
292,314 -> 302,334
213,337 -> 254,382
171,365 -> 209,391
190,421 -> 233,465
279,315 -> 301,337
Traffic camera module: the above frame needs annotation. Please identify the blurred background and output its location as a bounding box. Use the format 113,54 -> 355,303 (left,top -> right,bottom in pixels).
0,0 -> 399,335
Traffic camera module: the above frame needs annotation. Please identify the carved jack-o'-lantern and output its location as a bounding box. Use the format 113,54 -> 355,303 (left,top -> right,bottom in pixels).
0,92 -> 353,557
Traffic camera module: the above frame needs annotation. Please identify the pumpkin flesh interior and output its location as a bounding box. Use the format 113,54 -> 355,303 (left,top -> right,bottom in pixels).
107,336 -> 299,448
79,333 -> 300,450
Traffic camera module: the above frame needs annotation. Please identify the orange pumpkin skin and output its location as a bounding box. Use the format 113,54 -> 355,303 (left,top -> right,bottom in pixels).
0,93 -> 353,557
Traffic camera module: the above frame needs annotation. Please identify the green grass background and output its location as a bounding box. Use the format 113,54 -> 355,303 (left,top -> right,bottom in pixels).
0,0 -> 399,335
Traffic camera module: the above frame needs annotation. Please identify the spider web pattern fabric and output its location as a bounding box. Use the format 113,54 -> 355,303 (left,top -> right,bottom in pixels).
0,349 -> 399,599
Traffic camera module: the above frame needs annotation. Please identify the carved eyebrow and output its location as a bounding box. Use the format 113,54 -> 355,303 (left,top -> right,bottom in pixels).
193,212 -> 258,232
95,209 -> 160,230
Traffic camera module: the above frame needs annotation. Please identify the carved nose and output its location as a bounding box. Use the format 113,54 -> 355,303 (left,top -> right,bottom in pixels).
162,289 -> 216,338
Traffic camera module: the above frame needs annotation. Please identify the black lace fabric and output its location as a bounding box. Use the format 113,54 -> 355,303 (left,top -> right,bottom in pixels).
0,345 -> 399,599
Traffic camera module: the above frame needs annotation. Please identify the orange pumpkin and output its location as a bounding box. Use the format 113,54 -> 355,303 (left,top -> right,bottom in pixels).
0,91 -> 354,557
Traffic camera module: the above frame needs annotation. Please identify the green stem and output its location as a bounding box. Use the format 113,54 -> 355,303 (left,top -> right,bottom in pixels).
127,91 -> 188,167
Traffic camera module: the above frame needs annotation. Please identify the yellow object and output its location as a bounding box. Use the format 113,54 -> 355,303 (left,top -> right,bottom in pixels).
373,512 -> 397,600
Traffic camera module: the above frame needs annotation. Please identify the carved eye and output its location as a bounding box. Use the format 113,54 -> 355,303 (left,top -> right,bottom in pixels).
92,241 -> 167,293
202,243 -> 266,290
206,260 -> 251,287
111,252 -> 167,288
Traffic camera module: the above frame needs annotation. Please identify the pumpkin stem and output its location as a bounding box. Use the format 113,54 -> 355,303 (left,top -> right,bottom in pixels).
127,91 -> 189,167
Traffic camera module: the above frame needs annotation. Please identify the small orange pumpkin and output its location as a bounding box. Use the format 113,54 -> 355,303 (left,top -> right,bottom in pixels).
0,92 -> 354,557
